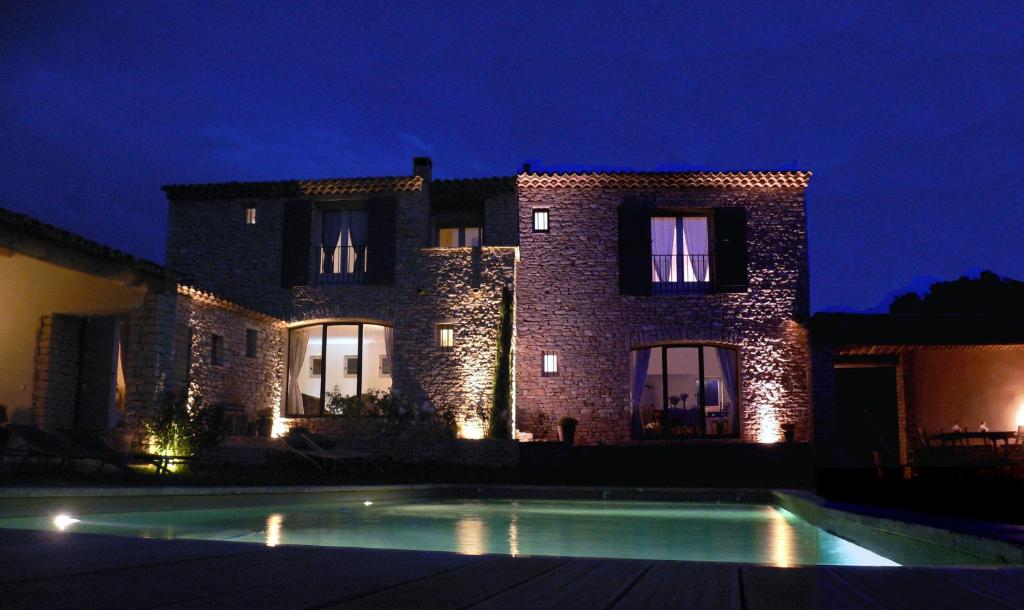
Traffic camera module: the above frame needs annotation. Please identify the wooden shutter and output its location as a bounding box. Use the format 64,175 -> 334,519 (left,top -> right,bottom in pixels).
281,202 -> 312,288
618,205 -> 652,295
365,197 -> 397,284
713,207 -> 748,293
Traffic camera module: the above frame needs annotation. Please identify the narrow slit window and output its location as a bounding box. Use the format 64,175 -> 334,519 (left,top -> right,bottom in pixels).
437,324 -> 455,349
211,334 -> 224,366
533,209 -> 549,232
542,351 -> 558,376
245,329 -> 258,358
244,207 -> 256,225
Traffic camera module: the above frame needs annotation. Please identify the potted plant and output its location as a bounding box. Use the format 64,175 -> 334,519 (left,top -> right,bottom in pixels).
781,422 -> 797,443
557,416 -> 578,445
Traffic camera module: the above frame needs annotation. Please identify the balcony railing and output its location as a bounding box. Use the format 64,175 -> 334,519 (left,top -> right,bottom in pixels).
317,245 -> 367,284
651,254 -> 712,293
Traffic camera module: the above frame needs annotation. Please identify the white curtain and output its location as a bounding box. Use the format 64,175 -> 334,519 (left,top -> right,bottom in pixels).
348,211 -> 368,273
650,217 -> 678,282
322,212 -> 348,274
682,217 -> 709,282
286,329 -> 310,415
630,348 -> 652,437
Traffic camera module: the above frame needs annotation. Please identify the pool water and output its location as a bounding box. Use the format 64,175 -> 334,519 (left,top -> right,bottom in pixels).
0,498 -> 900,567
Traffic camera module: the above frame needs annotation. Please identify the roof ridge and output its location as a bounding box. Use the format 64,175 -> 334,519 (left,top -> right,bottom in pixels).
517,170 -> 811,189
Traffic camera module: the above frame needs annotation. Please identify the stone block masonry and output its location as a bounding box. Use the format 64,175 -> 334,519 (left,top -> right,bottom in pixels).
515,183 -> 812,444
31,315 -> 82,430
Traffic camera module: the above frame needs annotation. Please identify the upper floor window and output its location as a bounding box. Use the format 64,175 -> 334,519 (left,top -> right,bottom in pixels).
533,209 -> 549,232
651,216 -> 710,292
319,209 -> 367,284
542,350 -> 559,376
437,323 -> 455,349
245,329 -> 258,358
244,206 -> 256,224
438,226 -> 481,248
211,334 -> 225,366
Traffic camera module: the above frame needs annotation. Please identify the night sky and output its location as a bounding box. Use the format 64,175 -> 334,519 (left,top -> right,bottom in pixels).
2,2 -> 1021,312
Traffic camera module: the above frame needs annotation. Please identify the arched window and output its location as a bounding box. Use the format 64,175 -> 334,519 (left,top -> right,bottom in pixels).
285,322 -> 393,416
630,344 -> 739,438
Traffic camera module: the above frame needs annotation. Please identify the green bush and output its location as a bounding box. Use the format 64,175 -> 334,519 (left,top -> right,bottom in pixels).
142,392 -> 224,457
489,285 -> 513,439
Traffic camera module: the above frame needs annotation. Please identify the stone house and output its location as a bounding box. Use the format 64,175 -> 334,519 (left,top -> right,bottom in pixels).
3,159 -> 814,446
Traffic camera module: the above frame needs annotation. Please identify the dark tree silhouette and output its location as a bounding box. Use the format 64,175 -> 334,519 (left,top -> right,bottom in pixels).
889,271 -> 1024,317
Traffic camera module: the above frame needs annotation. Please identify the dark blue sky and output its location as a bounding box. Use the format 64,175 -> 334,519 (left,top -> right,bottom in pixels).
2,2 -> 1021,311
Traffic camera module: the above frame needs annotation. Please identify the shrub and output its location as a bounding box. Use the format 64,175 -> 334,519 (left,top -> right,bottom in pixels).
142,392 -> 224,458
489,286 -> 513,439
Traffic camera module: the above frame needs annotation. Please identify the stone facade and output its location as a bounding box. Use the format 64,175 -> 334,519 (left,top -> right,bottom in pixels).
175,290 -> 286,422
31,314 -> 82,430
515,181 -> 812,444
166,172 -> 519,436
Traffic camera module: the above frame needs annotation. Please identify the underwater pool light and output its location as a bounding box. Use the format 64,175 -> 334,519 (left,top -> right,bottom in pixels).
363,501 -> 373,506
53,514 -> 80,531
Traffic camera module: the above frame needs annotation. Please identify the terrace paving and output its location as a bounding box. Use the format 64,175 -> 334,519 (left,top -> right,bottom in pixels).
2,528 -> 1023,609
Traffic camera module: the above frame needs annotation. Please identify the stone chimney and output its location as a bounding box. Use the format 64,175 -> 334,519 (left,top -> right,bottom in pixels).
413,157 -> 432,182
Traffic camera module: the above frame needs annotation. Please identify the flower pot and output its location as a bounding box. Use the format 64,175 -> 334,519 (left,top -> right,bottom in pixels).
557,419 -> 577,445
781,425 -> 796,443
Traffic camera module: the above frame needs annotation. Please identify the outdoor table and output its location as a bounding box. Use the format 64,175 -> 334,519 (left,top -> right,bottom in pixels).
934,431 -> 1017,464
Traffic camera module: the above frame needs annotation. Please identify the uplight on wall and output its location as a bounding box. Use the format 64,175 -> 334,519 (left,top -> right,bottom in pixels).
458,419 -> 485,440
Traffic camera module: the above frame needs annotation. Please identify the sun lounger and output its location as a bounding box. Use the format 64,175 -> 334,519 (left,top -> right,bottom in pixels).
283,430 -> 384,475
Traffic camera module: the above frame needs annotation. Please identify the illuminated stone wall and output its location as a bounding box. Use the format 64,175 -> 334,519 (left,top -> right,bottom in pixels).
515,184 -> 811,444
168,185 -> 518,435
175,293 -> 286,422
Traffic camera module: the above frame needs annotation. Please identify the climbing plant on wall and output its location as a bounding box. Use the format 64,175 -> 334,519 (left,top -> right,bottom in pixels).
489,285 -> 513,439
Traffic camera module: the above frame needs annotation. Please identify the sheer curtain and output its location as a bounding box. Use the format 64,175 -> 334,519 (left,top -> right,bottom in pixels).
650,218 -> 677,282
630,348 -> 652,437
682,217 -> 709,282
716,347 -> 738,414
321,211 -> 348,274
287,329 -> 309,415
348,211 -> 368,274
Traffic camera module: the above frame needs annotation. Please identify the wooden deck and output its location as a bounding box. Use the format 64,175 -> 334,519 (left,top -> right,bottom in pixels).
2,528 -> 1023,609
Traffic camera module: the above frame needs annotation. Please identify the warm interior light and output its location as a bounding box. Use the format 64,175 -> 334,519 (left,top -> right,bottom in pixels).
53,514 -> 80,531
1016,403 -> 1024,429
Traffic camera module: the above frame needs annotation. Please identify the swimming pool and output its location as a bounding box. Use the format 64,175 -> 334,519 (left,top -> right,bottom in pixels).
0,496 -> 902,566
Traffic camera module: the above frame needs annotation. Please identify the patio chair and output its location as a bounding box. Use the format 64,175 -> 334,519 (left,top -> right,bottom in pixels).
283,430 -> 384,475
4,425 -> 116,474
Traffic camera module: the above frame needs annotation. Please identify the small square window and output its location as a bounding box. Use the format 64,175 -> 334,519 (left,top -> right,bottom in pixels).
542,351 -> 558,376
437,324 -> 455,349
309,355 -> 322,377
344,355 -> 360,377
211,334 -> 224,366
380,355 -> 392,376
245,329 -> 258,358
244,207 -> 256,224
533,209 -> 549,232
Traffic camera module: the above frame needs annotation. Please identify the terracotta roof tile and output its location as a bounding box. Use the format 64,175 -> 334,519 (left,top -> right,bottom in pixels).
162,176 -> 423,200
177,284 -> 284,324
516,171 -> 811,190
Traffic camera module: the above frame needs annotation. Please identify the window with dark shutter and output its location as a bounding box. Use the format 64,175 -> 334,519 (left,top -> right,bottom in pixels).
618,206 -> 652,295
713,207 -> 748,293
281,202 -> 312,288
365,197 -> 397,284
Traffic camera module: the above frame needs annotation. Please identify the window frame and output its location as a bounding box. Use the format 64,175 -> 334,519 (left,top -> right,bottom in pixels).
649,213 -> 713,293
245,329 -> 258,358
284,321 -> 393,418
211,334 -> 225,367
437,225 -> 483,248
437,323 -> 455,349
542,350 -> 559,377
532,209 -> 550,233
632,343 -> 741,440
